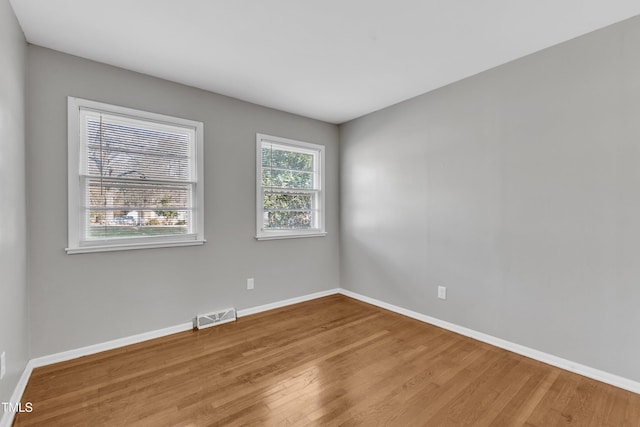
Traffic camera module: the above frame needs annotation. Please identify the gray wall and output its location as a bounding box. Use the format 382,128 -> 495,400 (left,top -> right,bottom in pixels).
27,46 -> 340,358
0,0 -> 28,404
340,16 -> 640,382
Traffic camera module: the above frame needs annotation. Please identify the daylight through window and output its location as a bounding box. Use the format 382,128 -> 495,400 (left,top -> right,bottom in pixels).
256,133 -> 325,240
67,97 -> 204,253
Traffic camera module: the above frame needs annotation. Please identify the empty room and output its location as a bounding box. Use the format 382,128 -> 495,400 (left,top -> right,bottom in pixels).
2,0 -> 640,425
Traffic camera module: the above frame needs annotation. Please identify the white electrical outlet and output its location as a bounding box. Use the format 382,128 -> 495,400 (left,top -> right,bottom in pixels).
438,286 -> 447,300
1,352 -> 6,380
247,278 -> 255,290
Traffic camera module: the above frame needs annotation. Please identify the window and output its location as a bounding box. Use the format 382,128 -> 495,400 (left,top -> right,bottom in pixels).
66,97 -> 204,254
256,133 -> 326,240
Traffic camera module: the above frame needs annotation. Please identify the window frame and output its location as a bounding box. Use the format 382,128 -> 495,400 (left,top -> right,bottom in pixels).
256,133 -> 326,240
66,97 -> 205,254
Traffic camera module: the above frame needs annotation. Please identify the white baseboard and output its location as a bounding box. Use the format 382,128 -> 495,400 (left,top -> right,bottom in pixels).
0,362 -> 34,427
27,287 -> 342,369
338,288 -> 640,395
4,285 -> 637,427
1,323 -> 194,427
237,288 -> 340,317
2,287 -> 342,425
30,322 -> 194,369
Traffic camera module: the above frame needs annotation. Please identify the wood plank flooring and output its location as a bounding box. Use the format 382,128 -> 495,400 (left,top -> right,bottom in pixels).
14,295 -> 640,426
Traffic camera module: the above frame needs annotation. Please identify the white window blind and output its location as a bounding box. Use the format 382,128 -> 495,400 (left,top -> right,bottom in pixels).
256,133 -> 325,240
67,97 -> 204,253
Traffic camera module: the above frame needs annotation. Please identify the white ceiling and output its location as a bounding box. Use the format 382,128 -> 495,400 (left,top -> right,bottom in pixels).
9,1 -> 640,124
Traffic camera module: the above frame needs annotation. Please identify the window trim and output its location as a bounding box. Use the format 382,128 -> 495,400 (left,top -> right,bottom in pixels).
256,133 -> 326,240
66,97 -> 205,254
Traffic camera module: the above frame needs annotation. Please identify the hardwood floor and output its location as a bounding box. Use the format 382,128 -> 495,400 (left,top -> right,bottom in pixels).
14,295 -> 640,426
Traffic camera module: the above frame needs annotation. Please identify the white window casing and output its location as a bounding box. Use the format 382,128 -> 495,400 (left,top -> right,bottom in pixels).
67,97 -> 205,254
256,133 -> 326,240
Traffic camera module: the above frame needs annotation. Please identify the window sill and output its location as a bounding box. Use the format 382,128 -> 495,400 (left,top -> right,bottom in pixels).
256,232 -> 327,241
66,239 -> 206,254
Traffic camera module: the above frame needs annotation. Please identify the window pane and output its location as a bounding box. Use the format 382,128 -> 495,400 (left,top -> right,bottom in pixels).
69,98 -> 204,252
256,134 -> 324,239
87,209 -> 190,240
86,179 -> 191,209
262,169 -> 314,189
85,179 -> 192,240
263,210 -> 314,230
87,117 -> 191,157
86,117 -> 192,182
86,145 -> 191,181
262,147 -> 313,172
263,192 -> 313,210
